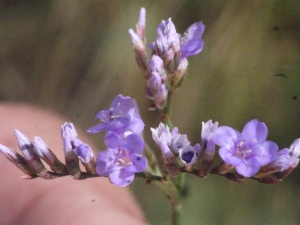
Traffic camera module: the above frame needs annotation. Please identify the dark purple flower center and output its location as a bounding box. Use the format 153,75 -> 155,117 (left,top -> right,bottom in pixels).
182,151 -> 194,163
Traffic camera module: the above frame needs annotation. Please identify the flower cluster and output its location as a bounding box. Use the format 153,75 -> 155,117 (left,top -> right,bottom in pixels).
0,122 -> 95,179
129,8 -> 205,109
87,94 -> 147,186
151,119 -> 300,183
151,121 -> 214,177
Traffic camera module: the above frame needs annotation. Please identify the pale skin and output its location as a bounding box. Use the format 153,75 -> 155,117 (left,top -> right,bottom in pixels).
0,103 -> 148,225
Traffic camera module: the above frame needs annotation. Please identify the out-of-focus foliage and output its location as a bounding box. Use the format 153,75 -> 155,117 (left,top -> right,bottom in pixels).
1,0 -> 300,224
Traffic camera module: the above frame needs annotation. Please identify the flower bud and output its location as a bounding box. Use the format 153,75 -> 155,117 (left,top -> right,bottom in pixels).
14,129 -> 55,179
33,136 -> 67,174
61,122 -> 81,179
0,143 -> 35,177
74,140 -> 96,174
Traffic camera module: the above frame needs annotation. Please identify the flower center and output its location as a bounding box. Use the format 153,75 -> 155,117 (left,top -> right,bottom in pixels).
108,102 -> 124,121
116,149 -> 133,167
235,140 -> 252,162
182,151 -> 194,164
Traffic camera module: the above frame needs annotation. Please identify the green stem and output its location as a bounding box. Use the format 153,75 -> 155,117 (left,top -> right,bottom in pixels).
160,91 -> 174,129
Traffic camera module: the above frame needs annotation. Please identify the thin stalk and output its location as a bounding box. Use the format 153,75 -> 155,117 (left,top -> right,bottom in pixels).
160,91 -> 174,129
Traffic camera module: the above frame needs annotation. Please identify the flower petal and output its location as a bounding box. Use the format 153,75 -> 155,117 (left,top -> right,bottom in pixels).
213,126 -> 238,149
104,132 -> 122,149
235,158 -> 260,177
251,141 -> 278,166
127,155 -> 147,173
125,134 -> 144,153
242,119 -> 267,143
219,147 -> 243,165
180,22 -> 205,58
109,168 -> 135,187
96,149 -> 117,176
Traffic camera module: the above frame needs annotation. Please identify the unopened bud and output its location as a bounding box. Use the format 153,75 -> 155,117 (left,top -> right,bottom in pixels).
33,136 -> 67,174
0,143 -> 35,177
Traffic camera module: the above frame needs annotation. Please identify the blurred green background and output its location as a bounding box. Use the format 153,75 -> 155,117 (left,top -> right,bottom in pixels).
1,0 -> 300,224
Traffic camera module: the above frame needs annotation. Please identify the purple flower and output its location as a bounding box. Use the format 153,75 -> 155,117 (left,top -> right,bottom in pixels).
87,95 -> 145,135
180,22 -> 205,58
33,136 -> 55,163
213,119 -> 278,177
136,7 -> 146,42
287,138 -> 300,168
201,120 -> 219,156
151,123 -> 191,156
61,122 -> 78,153
155,18 -> 180,55
179,144 -> 201,171
96,131 -> 147,187
258,148 -> 291,176
148,55 -> 167,82
73,140 -> 94,163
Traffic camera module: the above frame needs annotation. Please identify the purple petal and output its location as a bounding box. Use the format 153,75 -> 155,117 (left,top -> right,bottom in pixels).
125,117 -> 145,135
251,141 -> 278,166
213,126 -> 239,149
109,168 -> 135,187
124,134 -> 144,153
242,119 -> 268,143
104,132 -> 122,149
74,143 -> 94,162
96,149 -> 117,176
86,123 -> 107,133
180,22 -> 205,58
110,95 -> 142,119
127,155 -> 147,173
235,158 -> 260,177
95,109 -> 111,121
219,147 -> 243,165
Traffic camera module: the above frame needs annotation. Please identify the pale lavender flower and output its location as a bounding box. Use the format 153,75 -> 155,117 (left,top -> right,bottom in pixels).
153,84 -> 168,109
273,138 -> 300,179
151,123 -> 192,156
14,129 -> 35,160
136,7 -> 146,42
33,137 -> 54,163
74,139 -> 96,174
87,95 -> 145,135
33,136 -> 67,174
180,22 -> 205,58
146,71 -> 162,99
129,8 -> 148,74
61,122 -> 81,178
0,143 -> 35,177
179,144 -> 201,171
258,148 -> 291,176
96,131 -> 147,187
201,120 -> 219,155
129,29 -> 145,50
73,139 -> 94,163
14,130 -> 55,179
151,123 -> 173,158
171,133 -> 190,155
150,18 -> 180,73
156,18 -> 180,55
151,123 -> 180,176
213,119 -> 278,177
287,138 -> 300,168
61,122 -> 77,153
148,55 -> 167,82
151,123 -> 200,174
198,120 -> 218,177
172,58 -> 189,89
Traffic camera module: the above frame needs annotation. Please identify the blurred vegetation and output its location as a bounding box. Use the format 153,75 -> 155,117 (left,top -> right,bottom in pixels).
1,0 -> 300,224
